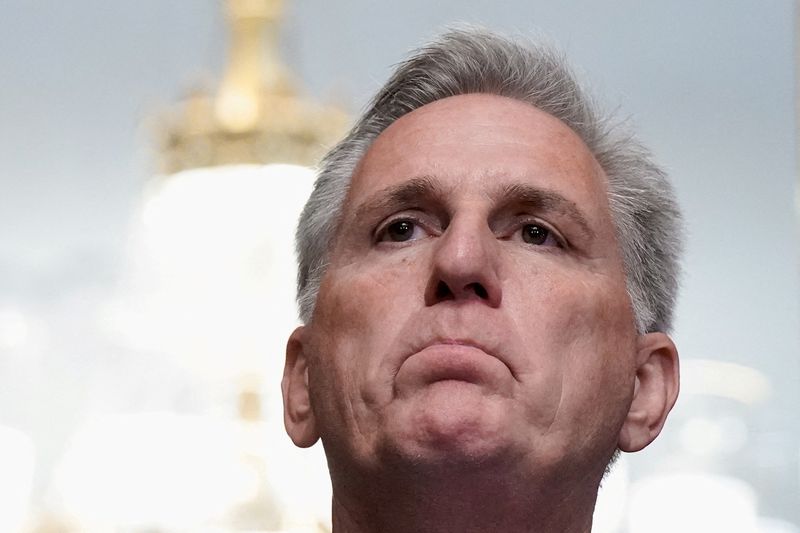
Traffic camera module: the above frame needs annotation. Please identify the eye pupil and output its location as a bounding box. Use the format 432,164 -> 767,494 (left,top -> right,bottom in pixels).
522,224 -> 549,245
387,220 -> 414,241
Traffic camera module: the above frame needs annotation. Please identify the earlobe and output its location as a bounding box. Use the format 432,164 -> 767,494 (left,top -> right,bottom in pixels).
281,326 -> 320,448
618,332 -> 680,453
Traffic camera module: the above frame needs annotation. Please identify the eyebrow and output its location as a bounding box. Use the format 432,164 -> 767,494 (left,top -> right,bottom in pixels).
351,175 -> 595,240
494,182 -> 595,240
353,176 -> 445,223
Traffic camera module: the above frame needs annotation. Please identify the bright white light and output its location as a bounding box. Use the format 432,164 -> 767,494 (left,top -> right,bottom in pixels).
758,517 -> 800,533
109,164 -> 315,385
679,415 -> 748,456
0,308 -> 30,350
139,164 -> 312,283
592,454 -> 629,533
261,415 -> 332,531
681,359 -> 770,405
52,413 -> 333,531
95,163 -> 334,530
0,425 -> 35,533
628,473 -> 758,533
52,413 -> 267,530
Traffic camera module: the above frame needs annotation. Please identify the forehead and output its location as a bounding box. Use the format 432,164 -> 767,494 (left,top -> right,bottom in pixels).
347,93 -> 610,217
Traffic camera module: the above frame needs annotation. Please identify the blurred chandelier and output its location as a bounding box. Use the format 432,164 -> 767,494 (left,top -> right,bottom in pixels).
158,0 -> 346,172
53,1 -> 346,532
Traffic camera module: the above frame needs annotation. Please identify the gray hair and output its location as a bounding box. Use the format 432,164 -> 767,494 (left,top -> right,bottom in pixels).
295,28 -> 682,334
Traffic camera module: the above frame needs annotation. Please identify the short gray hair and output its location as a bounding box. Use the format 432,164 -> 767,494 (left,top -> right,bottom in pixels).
295,28 -> 682,333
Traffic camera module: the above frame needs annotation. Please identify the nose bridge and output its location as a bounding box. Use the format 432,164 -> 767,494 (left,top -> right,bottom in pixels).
428,210 -> 502,306
438,212 -> 493,268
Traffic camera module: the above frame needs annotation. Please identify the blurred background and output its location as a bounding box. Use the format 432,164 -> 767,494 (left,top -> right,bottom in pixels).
0,0 -> 798,532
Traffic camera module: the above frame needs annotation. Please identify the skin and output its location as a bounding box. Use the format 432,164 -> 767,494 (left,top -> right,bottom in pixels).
282,94 -> 679,533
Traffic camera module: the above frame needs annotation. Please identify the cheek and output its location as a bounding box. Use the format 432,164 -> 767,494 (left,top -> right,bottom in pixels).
307,259 -> 426,423
562,278 -> 637,373
313,258 -> 422,340
526,269 -> 635,354
555,281 -> 637,435
509,271 -> 637,429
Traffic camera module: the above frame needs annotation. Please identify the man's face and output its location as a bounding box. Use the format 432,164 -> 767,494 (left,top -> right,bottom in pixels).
289,94 -> 644,478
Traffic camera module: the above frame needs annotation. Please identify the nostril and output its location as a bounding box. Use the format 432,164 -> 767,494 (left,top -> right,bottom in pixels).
429,280 -> 493,304
436,281 -> 454,301
467,282 -> 489,300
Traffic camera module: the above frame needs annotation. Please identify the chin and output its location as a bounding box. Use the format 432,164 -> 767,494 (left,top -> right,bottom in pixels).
383,381 -> 515,465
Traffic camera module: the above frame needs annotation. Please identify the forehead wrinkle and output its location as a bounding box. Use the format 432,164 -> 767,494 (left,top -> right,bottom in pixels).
493,182 -> 596,240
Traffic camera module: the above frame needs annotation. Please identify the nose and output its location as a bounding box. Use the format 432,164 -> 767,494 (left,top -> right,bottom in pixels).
424,215 -> 503,308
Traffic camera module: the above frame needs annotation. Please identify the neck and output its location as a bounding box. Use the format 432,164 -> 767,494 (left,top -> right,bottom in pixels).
327,460 -> 600,533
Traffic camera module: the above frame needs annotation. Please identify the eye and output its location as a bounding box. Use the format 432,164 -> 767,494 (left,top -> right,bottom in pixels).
377,218 -> 428,243
520,223 -> 561,247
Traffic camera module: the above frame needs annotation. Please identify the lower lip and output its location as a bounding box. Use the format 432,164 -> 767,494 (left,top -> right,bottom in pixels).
403,343 -> 496,385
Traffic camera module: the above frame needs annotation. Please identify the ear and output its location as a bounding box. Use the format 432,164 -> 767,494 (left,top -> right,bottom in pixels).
281,325 -> 319,448
617,332 -> 680,452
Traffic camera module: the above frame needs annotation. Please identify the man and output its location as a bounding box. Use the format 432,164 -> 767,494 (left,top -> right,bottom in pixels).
282,28 -> 681,533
